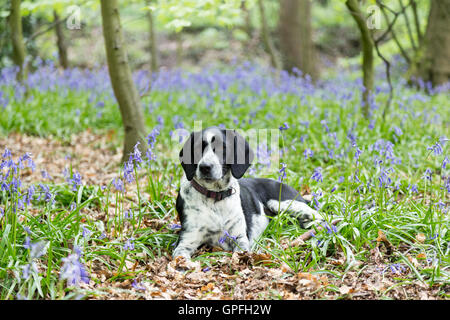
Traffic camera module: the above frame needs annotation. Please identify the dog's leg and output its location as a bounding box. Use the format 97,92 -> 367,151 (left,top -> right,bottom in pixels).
231,235 -> 250,253
172,229 -> 203,259
266,199 -> 324,228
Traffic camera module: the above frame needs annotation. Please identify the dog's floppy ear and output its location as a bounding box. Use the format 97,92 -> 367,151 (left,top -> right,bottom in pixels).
225,129 -> 254,179
179,131 -> 201,181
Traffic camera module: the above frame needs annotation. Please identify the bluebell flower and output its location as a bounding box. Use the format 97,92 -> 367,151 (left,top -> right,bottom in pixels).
320,120 -> 330,133
423,168 -> 433,181
443,156 -> 449,169
124,209 -> 133,219
2,148 -> 11,159
131,142 -> 143,165
21,262 -> 38,280
219,230 -> 236,244
278,163 -> 287,182
123,237 -> 135,250
408,184 -> 419,193
311,167 -> 323,183
66,171 -> 82,191
393,126 -> 403,137
427,142 -> 443,156
132,279 -> 146,291
41,170 -> 52,180
303,148 -> 313,159
82,226 -> 91,238
112,177 -> 125,192
279,122 -> 290,131
123,160 -> 135,183
169,223 -> 182,230
60,253 -> 90,286
29,240 -> 48,259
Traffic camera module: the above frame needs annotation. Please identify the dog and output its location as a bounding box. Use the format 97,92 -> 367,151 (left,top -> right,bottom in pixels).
172,126 -> 323,259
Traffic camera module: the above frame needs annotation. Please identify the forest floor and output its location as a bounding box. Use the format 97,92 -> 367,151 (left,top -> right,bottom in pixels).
2,132 -> 446,300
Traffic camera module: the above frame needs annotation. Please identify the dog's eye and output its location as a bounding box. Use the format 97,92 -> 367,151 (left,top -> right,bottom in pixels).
211,136 -> 216,143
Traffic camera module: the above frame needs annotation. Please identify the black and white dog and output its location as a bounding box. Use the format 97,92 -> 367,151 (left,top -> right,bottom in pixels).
173,126 -> 322,259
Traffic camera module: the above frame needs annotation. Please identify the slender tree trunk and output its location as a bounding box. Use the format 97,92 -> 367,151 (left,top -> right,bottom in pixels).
9,0 -> 26,82
346,0 -> 374,119
241,0 -> 253,40
257,0 -> 281,70
175,32 -> 183,68
278,0 -> 317,79
415,0 -> 450,87
53,10 -> 69,69
146,1 -> 158,73
100,0 -> 147,162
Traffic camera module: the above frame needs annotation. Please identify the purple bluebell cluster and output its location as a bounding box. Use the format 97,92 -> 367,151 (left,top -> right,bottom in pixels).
60,251 -> 90,287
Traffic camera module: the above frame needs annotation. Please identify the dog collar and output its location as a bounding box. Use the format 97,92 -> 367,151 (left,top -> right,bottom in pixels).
190,179 -> 235,201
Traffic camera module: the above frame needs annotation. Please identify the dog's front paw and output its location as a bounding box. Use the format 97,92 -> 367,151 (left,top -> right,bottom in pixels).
297,212 -> 325,229
168,255 -> 200,273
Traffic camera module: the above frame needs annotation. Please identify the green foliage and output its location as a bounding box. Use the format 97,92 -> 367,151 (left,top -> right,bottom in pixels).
145,0 -> 252,31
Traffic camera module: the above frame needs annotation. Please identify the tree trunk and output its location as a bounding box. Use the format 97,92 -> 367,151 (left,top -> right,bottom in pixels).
278,0 -> 317,80
9,0 -> 26,82
146,1 -> 158,74
345,0 -> 374,119
257,0 -> 281,70
415,0 -> 450,87
100,0 -> 147,162
53,10 -> 69,69
175,32 -> 183,68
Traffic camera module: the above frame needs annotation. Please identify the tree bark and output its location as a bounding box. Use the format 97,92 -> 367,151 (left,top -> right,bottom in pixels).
146,1 -> 158,73
257,0 -> 281,70
278,0 -> 317,80
53,10 -> 69,69
100,0 -> 147,162
416,0 -> 450,87
9,0 -> 26,82
345,0 -> 374,119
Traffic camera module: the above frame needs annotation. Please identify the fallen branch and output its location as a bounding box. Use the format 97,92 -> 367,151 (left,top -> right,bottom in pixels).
290,218 -> 343,246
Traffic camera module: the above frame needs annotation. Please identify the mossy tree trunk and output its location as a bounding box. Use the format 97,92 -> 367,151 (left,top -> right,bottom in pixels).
415,0 -> 450,87
345,0 -> 374,119
100,0 -> 147,162
9,0 -> 26,82
53,10 -> 69,69
278,0 -> 317,80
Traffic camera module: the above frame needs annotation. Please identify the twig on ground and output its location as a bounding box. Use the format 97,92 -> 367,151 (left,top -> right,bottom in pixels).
290,218 -> 343,246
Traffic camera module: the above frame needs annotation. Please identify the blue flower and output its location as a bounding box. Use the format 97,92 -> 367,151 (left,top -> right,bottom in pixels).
132,279 -> 146,291
60,253 -> 90,286
169,223 -> 182,230
123,237 -> 135,250
427,142 -> 443,156
303,148 -> 313,159
443,156 -> 449,169
423,168 -> 433,181
2,148 -> 11,159
408,184 -> 419,193
278,163 -> 287,182
112,177 -> 125,192
66,171 -> 82,191
311,167 -> 323,183
219,230 -> 236,244
279,122 -> 290,131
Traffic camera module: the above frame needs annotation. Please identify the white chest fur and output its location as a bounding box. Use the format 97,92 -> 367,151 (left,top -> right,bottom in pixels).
178,176 -> 249,252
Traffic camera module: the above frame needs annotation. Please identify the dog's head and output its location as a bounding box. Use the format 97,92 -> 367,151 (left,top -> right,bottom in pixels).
179,127 -> 254,185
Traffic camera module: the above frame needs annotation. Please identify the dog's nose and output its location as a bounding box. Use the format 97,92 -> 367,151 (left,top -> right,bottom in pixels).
199,163 -> 212,175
